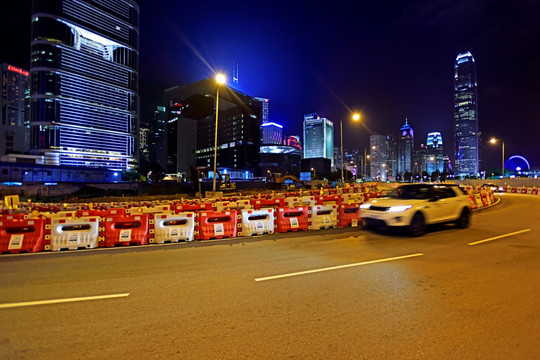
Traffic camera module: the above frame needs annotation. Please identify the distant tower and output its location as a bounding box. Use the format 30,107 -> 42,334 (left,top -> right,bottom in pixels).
232,62 -> 239,87
370,133 -> 388,181
454,51 -> 479,176
398,118 -> 414,175
303,113 -> 334,166
426,132 -> 444,173
1,64 -> 30,157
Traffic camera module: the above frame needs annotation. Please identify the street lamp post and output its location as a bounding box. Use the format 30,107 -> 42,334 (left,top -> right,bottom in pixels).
490,138 -> 505,178
341,113 -> 360,183
212,73 -> 226,192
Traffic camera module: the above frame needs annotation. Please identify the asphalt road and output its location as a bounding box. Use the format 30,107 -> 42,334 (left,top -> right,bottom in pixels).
1,193 -> 539,359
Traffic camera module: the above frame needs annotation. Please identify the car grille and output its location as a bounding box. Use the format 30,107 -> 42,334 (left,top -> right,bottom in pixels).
369,206 -> 390,212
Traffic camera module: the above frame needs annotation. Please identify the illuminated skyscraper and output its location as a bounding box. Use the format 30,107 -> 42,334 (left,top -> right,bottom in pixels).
1,64 -> 30,157
425,132 -> 444,174
370,133 -> 388,181
454,51 -> 479,176
261,122 -> 283,144
398,118 -> 414,175
303,113 -> 334,167
30,0 -> 139,171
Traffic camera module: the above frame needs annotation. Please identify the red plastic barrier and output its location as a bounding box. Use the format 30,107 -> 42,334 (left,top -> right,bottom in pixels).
250,198 -> 285,210
480,191 -> 488,207
532,188 -> 538,195
275,206 -> 310,233
338,204 -> 362,227
172,203 -> 213,213
197,211 -> 237,240
0,218 -> 45,254
316,195 -> 341,205
103,214 -> 149,247
511,187 -> 517,193
468,194 -> 477,210
0,214 -> 27,221
521,187 -> 528,194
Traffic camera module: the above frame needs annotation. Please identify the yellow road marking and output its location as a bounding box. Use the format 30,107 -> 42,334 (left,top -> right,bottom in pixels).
255,253 -> 424,282
468,229 -> 532,246
0,293 -> 130,309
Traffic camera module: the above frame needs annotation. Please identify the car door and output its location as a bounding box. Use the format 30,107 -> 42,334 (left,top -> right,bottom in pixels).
435,187 -> 461,222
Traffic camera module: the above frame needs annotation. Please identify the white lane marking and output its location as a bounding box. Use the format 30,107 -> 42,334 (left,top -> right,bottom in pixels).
0,293 -> 130,309
255,253 -> 424,282
468,229 -> 532,246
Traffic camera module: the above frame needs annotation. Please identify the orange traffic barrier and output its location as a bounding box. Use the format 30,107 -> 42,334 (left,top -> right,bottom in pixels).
197,211 -> 237,240
338,204 -> 362,227
0,218 -> 46,254
103,214 -> 149,247
275,206 -> 310,233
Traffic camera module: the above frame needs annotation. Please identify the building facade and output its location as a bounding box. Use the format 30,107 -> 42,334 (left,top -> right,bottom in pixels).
261,122 -> 283,145
370,133 -> 388,181
164,78 -> 262,179
30,0 -> 139,171
1,64 -> 30,157
398,118 -> 414,175
303,113 -> 334,167
454,51 -> 479,176
425,132 -> 444,174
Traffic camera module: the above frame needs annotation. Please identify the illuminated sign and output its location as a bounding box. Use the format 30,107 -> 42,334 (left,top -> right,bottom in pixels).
7,65 -> 29,77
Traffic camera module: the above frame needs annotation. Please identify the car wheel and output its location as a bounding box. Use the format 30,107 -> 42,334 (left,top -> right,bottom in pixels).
408,212 -> 425,237
456,208 -> 470,229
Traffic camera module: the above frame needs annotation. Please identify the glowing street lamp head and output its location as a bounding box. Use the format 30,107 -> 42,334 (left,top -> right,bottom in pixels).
490,138 -> 497,144
215,73 -> 226,84
352,113 -> 360,121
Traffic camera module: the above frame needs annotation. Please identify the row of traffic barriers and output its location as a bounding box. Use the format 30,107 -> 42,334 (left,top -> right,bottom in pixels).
0,184 -> 497,254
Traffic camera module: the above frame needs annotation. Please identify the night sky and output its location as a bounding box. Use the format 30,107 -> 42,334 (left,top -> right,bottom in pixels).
3,0 -> 540,173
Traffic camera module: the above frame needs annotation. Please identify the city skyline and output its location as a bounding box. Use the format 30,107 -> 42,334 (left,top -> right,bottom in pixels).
3,1 -> 539,173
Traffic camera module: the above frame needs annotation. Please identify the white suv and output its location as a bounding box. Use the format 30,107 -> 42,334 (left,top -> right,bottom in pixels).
360,184 -> 471,236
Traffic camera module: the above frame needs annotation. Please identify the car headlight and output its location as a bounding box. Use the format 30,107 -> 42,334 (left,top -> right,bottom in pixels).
360,204 -> 371,209
387,205 -> 412,212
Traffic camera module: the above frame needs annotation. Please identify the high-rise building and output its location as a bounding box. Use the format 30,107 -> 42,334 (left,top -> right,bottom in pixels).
385,134 -> 398,179
398,118 -> 414,175
261,122 -> 283,145
303,113 -> 334,167
370,133 -> 388,181
454,51 -> 479,176
164,78 -> 262,179
1,64 -> 30,157
149,106 -> 166,168
30,0 -> 139,171
425,132 -> 444,174
283,135 -> 302,150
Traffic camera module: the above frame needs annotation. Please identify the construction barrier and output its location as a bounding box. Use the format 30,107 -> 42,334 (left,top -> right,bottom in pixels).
316,195 -> 341,205
238,208 -> 275,236
311,205 -> 338,230
129,205 -> 171,215
338,204 -> 362,227
275,206 -> 310,233
0,218 -> 46,253
153,212 -> 196,243
103,214 -> 149,247
251,198 -> 285,210
50,217 -> 100,251
198,211 -> 237,240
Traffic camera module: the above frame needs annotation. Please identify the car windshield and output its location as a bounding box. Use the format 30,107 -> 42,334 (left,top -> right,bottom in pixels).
387,185 -> 434,200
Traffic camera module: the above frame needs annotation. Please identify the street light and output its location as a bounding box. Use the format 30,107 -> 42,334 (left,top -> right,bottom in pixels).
341,113 -> 361,183
212,73 -> 226,192
490,138 -> 505,178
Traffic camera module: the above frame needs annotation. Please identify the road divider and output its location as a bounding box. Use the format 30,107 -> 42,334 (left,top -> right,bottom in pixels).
0,293 -> 130,309
467,229 -> 532,246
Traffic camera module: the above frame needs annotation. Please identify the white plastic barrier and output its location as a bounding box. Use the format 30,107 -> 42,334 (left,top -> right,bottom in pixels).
40,211 -> 78,219
129,205 -> 171,215
310,205 -> 338,230
50,216 -> 100,251
300,196 -> 316,206
233,199 -> 252,210
152,212 -> 195,243
341,193 -> 365,205
214,201 -> 232,212
238,208 -> 275,236
286,197 -> 301,208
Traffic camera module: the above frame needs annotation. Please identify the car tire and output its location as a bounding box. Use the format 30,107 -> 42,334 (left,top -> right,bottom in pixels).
408,212 -> 425,237
456,207 -> 471,229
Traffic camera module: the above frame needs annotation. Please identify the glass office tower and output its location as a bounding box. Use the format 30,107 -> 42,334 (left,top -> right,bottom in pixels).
454,51 -> 479,176
303,113 -> 334,167
30,0 -> 139,171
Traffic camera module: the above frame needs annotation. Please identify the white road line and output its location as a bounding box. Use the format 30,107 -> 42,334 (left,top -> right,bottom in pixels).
255,253 -> 424,282
468,229 -> 532,246
0,293 -> 130,309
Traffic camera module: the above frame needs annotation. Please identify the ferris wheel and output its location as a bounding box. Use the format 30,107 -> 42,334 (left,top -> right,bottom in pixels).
504,155 -> 530,172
